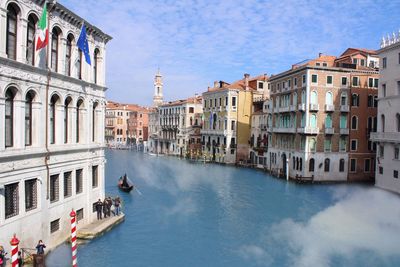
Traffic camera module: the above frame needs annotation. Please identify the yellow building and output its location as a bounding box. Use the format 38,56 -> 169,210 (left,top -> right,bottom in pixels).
201,74 -> 268,164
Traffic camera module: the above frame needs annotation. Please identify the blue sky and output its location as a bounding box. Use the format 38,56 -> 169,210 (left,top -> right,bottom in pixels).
62,0 -> 400,106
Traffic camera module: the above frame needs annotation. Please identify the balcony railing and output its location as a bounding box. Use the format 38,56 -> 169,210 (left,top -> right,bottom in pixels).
370,132 -> 400,143
340,128 -> 349,135
309,104 -> 319,111
279,106 -> 290,113
297,127 -> 319,134
273,127 -> 296,133
298,103 -> 306,111
325,128 -> 334,135
340,105 -> 350,112
290,105 -> 297,112
325,104 -> 334,112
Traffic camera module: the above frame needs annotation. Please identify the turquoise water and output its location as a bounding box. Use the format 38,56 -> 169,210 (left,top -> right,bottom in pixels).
46,150 -> 400,267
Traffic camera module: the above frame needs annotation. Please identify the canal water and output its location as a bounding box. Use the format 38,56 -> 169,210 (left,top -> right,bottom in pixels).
46,150 -> 400,267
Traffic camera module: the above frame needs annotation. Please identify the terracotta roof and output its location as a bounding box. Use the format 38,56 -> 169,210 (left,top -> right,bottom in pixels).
207,74 -> 269,92
339,48 -> 377,58
106,101 -> 150,112
161,95 -> 202,107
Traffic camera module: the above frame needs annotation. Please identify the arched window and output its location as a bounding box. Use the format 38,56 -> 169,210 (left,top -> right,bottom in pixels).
341,92 -> 347,106
309,138 -> 316,152
64,97 -> 72,143
292,156 -> 295,169
381,115 -> 385,133
351,116 -> 358,130
339,159 -> 345,172
66,34 -> 74,76
49,95 -> 59,144
5,88 -> 16,147
51,28 -> 61,72
94,49 -> 100,84
213,114 -> 217,130
325,92 -> 333,105
77,50 -> 82,79
396,114 -> 400,132
324,158 -> 330,172
310,114 -> 317,128
299,158 -> 303,171
301,90 -> 306,104
309,158 -> 315,172
6,4 -> 19,60
351,94 -> 359,107
325,114 -> 332,128
25,91 -> 35,146
26,14 -> 37,65
293,92 -> 297,106
76,99 -> 83,143
311,91 -> 317,104
92,102 -> 98,142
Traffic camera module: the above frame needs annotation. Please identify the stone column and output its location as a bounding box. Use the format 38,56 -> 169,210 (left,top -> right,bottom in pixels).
19,18 -> 28,63
0,7 -> 7,57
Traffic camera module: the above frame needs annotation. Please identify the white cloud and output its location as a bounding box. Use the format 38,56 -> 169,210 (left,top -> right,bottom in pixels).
238,245 -> 274,266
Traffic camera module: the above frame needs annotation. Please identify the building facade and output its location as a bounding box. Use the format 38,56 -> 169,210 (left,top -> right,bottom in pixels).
201,74 -> 268,164
372,34 -> 400,193
268,50 -> 378,182
0,0 -> 111,251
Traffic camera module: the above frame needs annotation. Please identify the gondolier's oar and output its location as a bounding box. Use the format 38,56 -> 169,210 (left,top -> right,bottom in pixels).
134,186 -> 143,195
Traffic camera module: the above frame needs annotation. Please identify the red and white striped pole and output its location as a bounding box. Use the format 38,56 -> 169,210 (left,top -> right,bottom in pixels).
10,234 -> 19,267
70,209 -> 78,267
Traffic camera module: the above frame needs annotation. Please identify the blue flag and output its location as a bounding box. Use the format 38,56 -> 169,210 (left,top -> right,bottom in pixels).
77,23 -> 91,65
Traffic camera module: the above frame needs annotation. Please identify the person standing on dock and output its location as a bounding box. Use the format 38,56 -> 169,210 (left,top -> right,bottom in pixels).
103,199 -> 109,218
36,240 -> 46,255
95,199 -> 103,220
106,197 -> 112,217
114,197 -> 121,216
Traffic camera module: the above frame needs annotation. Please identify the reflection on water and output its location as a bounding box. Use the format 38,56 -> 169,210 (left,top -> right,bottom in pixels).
46,150 -> 400,267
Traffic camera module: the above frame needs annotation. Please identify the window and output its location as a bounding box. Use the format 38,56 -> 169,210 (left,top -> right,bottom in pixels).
50,174 -> 59,203
398,81 -> 400,95
339,159 -> 345,172
25,91 -> 34,146
374,78 -> 379,88
64,98 -> 71,144
325,92 -> 333,105
324,139 -> 331,152
364,159 -> 371,172
352,77 -> 359,86
50,219 -> 60,233
76,99 -> 83,142
25,179 -> 37,211
379,166 -> 383,174
5,183 -> 19,219
395,147 -> 399,160
76,169 -> 83,193
316,62 -> 320,66
367,95 -> 373,107
302,75 -> 306,84
310,114 -> 317,128
6,4 -> 18,60
92,103 -> 98,142
360,59 -> 365,66
351,139 -> 358,151
5,88 -> 15,147
26,15 -> 37,65
50,95 -> 59,144
324,158 -> 330,172
64,171 -> 72,198
189,107 -> 194,113
351,116 -> 358,130
77,208 -> 84,222
368,78 -> 374,88
66,35 -> 73,76
309,138 -> 316,152
92,165 -> 98,188
323,63 -> 327,67
339,137 -> 347,152
381,115 -> 385,133
51,28 -> 60,72
309,158 -> 315,172
396,114 -> 400,132
352,58 -> 358,65
232,97 -> 237,108
94,49 -> 99,84
379,145 -> 384,158
382,57 -> 387,69
77,50 -> 82,79
341,93 -> 347,106
395,170 -> 399,179
350,159 -> 356,172
294,77 -> 297,86
341,77 -> 347,86
382,84 -> 386,97
231,120 -> 236,131
326,76 -> 333,85
310,91 -> 317,104
311,74 -> 318,83
351,94 -> 359,107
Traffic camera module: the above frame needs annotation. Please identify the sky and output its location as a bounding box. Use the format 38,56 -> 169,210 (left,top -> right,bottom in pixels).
61,0 -> 400,106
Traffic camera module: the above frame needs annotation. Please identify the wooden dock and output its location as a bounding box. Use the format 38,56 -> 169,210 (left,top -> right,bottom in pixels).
77,214 -> 125,240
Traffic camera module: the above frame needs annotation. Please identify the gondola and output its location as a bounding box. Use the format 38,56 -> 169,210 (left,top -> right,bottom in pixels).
118,174 -> 134,192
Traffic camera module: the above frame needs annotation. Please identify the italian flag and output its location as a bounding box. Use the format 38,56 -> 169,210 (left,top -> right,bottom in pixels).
36,4 -> 48,51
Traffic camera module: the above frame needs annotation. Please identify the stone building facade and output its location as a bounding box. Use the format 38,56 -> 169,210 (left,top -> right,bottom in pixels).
372,33 -> 400,193
0,0 -> 111,252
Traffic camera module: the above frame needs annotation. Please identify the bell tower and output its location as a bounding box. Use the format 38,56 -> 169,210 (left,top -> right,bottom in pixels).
153,69 -> 163,107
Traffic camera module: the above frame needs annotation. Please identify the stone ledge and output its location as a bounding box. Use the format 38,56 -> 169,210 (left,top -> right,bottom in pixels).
77,214 -> 125,240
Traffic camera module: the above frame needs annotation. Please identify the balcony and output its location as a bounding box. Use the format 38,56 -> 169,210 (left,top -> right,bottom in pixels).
273,107 -> 279,113
340,105 -> 350,112
309,104 -> 319,111
290,105 -> 297,112
325,104 -> 335,112
297,127 -> 319,134
371,132 -> 400,143
273,127 -> 296,133
339,128 -> 349,135
325,128 -> 335,135
279,106 -> 290,113
298,103 -> 306,111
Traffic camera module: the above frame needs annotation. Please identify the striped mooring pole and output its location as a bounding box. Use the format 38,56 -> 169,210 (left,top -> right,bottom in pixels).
10,234 -> 19,267
70,209 -> 78,267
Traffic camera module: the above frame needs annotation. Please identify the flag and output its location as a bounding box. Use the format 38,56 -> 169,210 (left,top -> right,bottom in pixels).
77,23 -> 91,65
36,3 -> 48,51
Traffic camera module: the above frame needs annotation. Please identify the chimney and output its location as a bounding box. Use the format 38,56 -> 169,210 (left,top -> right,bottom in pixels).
219,81 -> 223,88
318,52 -> 323,58
244,73 -> 250,90
214,81 -> 218,88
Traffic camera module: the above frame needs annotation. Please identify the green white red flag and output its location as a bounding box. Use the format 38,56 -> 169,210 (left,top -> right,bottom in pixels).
36,3 -> 48,51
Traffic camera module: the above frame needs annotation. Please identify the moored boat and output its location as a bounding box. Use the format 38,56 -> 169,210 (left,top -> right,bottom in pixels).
118,174 -> 134,192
